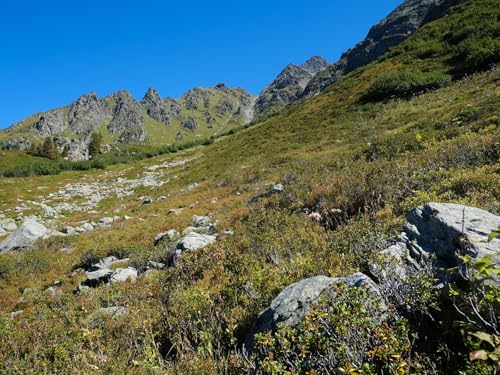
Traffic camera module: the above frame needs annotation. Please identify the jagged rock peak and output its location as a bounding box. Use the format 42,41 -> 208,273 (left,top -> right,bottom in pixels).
300,56 -> 329,75
68,92 -> 105,135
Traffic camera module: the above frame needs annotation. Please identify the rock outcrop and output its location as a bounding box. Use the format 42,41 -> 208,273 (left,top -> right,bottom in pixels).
378,203 -> 500,283
254,56 -> 329,117
68,92 -> 105,135
302,0 -> 456,98
140,88 -> 178,126
107,91 -> 147,144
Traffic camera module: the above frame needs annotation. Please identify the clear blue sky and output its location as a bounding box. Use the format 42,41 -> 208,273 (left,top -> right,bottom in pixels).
0,0 -> 402,128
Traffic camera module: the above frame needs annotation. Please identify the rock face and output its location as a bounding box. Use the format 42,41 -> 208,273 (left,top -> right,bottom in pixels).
254,56 -> 329,117
380,203 -> 500,281
246,273 -> 384,350
0,219 -> 48,253
108,91 -> 147,144
68,93 -> 105,135
141,88 -> 177,126
302,0 -> 456,97
32,110 -> 67,137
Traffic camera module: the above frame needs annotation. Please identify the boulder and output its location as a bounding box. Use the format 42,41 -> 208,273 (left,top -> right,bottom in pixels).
176,232 -> 217,252
377,203 -> 500,283
81,268 -> 113,288
246,273 -> 384,351
192,215 -> 211,227
0,219 -> 48,253
110,267 -> 138,284
0,219 -> 17,231
147,260 -> 166,270
154,229 -> 180,246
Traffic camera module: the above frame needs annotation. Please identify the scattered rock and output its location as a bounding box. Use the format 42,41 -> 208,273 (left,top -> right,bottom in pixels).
99,217 -> 114,226
143,197 -> 153,205
192,215 -> 211,227
61,226 -> 76,235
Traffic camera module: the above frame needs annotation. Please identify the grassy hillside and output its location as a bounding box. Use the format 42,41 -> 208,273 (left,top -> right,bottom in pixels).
0,0 -> 498,373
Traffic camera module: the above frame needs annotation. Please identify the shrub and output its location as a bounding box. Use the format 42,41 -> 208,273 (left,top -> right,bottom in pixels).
365,69 -> 451,101
254,285 -> 410,374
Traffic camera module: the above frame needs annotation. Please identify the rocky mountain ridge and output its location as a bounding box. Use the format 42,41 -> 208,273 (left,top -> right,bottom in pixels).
301,0 -> 459,98
1,85 -> 256,160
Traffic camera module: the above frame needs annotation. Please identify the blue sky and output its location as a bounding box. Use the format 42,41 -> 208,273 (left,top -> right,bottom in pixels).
0,0 -> 402,128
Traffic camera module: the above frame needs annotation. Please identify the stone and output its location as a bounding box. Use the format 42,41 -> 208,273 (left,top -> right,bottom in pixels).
192,215 -> 211,227
0,219 -> 48,253
99,217 -> 114,226
154,229 -> 180,246
143,197 -> 153,205
176,232 -> 217,252
81,268 -> 113,288
0,219 -> 17,231
62,226 -> 76,235
81,222 -> 94,232
92,256 -> 118,270
110,268 -> 138,284
377,203 -> 500,285
147,260 -> 166,270
246,273 -> 384,351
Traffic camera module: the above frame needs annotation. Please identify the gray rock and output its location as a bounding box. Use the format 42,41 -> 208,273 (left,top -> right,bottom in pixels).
378,203 -> 500,284
32,110 -> 67,137
0,219 -> 17,231
107,90 -> 147,144
81,222 -> 94,232
92,256 -> 118,270
246,273 -> 384,350
61,226 -> 76,235
147,260 -> 166,270
68,92 -> 105,135
140,88 -> 179,125
143,197 -> 153,205
110,267 -> 138,283
99,217 -> 114,226
182,117 -> 198,132
82,268 -> 113,288
192,215 -> 211,227
154,229 -> 180,246
177,232 -> 217,252
0,219 -> 48,253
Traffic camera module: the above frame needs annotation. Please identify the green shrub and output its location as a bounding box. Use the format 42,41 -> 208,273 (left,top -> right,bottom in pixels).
365,69 -> 451,101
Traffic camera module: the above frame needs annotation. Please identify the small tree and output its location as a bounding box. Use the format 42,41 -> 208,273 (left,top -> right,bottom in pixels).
61,145 -> 70,158
40,137 -> 59,160
88,132 -> 103,158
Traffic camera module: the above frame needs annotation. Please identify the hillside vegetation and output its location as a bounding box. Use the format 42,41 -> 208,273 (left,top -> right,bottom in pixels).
0,0 -> 499,373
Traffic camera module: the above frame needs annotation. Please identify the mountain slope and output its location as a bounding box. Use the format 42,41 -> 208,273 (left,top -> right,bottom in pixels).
0,0 -> 499,373
302,0 -> 459,98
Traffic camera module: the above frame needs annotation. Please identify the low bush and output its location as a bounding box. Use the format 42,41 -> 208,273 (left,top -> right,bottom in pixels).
365,69 -> 451,101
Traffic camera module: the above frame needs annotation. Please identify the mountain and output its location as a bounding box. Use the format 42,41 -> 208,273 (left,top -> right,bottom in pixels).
0,84 -> 255,160
253,56 -> 329,117
302,0 -> 458,98
0,0 -> 499,373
